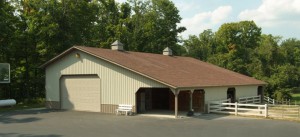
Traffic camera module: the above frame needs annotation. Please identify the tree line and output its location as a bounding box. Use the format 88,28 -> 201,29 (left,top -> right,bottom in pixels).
0,0 -> 299,102
183,21 -> 300,100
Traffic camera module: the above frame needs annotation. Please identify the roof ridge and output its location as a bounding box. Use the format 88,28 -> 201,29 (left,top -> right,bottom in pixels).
75,45 -> 200,59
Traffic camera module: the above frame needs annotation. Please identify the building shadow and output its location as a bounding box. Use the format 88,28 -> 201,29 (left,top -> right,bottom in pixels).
0,108 -> 64,124
137,110 -> 230,120
191,113 -> 230,120
0,133 -> 62,137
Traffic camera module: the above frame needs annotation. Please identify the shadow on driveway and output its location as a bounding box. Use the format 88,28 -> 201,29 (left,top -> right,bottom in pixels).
0,108 -> 62,124
0,133 -> 62,137
137,110 -> 229,120
191,113 -> 231,120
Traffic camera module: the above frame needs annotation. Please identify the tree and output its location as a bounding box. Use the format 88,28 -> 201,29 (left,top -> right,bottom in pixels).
209,21 -> 261,75
96,0 -> 124,48
0,0 -> 18,62
0,0 -> 20,99
270,65 -> 299,89
251,35 -> 284,77
215,21 -> 261,52
273,89 -> 292,101
183,29 -> 215,60
280,38 -> 300,67
127,0 -> 186,54
268,64 -> 300,100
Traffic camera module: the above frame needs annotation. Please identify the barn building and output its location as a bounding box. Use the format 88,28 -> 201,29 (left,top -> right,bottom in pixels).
41,41 -> 266,117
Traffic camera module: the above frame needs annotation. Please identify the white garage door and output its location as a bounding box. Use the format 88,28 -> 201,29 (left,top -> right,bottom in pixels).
61,75 -> 100,112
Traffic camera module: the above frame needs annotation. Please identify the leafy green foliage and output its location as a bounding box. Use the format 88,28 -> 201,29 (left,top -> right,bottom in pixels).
183,29 -> 215,61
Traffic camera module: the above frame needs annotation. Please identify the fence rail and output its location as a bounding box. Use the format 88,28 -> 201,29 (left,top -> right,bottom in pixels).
208,101 -> 268,117
268,105 -> 300,119
238,96 -> 261,104
263,96 -> 293,105
209,99 -> 300,120
274,99 -> 291,105
264,96 -> 275,104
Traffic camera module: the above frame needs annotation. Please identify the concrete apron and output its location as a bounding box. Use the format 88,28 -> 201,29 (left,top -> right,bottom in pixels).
137,110 -> 203,119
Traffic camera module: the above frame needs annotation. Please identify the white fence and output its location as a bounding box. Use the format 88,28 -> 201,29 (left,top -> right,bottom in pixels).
208,99 -> 268,117
264,96 -> 275,104
208,98 -> 300,121
238,96 -> 261,104
268,105 -> 300,119
264,96 -> 292,105
274,99 -> 291,105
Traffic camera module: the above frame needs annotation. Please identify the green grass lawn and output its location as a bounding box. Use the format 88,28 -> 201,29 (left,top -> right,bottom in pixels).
291,93 -> 300,105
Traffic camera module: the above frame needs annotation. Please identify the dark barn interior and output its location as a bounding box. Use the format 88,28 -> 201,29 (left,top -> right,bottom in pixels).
136,88 -> 205,113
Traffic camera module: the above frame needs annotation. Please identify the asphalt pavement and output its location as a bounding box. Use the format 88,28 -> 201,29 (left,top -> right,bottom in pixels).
0,109 -> 299,137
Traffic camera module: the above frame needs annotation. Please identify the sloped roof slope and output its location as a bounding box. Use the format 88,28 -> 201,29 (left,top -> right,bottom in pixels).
41,46 -> 266,88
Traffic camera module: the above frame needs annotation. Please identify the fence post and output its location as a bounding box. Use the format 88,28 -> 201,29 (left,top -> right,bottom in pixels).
298,107 -> 300,119
208,103 -> 210,113
265,104 -> 268,118
282,109 -> 284,118
235,102 -> 238,116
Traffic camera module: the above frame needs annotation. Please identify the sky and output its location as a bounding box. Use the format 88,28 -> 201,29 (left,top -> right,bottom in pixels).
117,0 -> 300,40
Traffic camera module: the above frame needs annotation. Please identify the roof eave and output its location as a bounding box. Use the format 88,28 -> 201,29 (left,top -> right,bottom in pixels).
39,46 -> 77,68
176,83 -> 267,90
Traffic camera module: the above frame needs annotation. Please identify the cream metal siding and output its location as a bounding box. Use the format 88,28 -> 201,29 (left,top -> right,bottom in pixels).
45,50 -> 166,112
61,75 -> 101,112
204,85 -> 259,104
235,85 -> 258,99
204,87 -> 228,104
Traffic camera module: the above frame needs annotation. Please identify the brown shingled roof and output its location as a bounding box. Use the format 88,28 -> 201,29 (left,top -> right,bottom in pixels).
41,46 -> 266,88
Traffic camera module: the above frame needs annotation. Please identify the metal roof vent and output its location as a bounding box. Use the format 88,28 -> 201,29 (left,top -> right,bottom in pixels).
163,47 -> 173,56
111,40 -> 124,51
